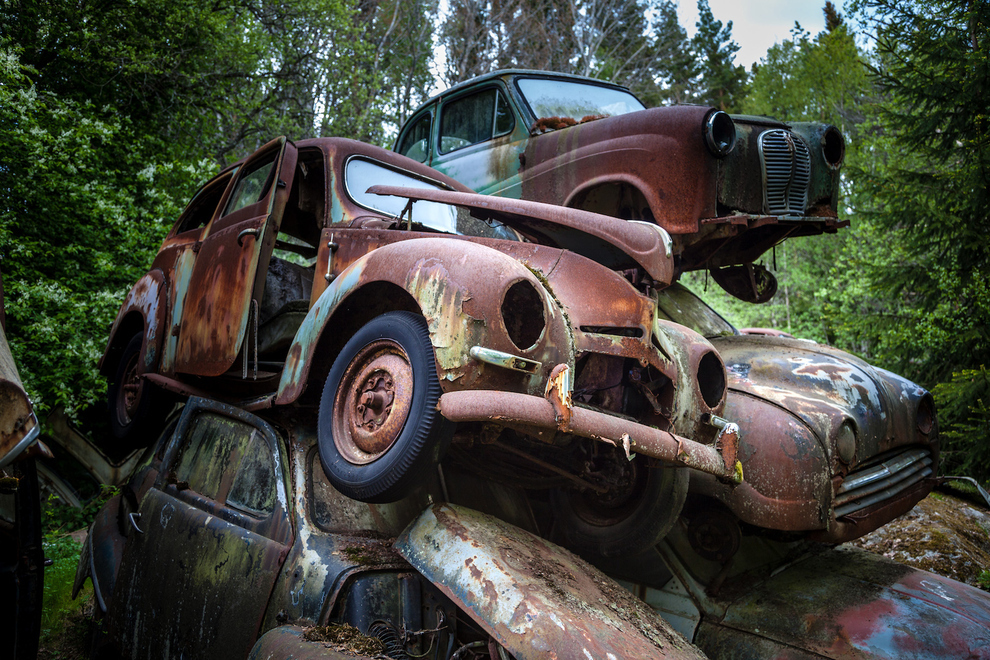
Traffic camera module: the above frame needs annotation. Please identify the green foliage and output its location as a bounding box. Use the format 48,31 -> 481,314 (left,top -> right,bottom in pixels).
0,48 -> 213,420
933,366 -> 990,484
744,20 -> 869,131
848,0 -> 990,385
691,0 -> 748,111
40,533 -> 88,647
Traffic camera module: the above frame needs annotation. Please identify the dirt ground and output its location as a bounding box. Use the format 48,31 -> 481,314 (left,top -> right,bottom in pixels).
847,489 -> 990,590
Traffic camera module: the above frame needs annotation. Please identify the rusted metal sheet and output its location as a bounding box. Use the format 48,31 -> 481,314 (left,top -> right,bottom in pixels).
99,270 -> 167,378
396,503 -> 707,660
700,546 -> 990,658
174,138 -> 298,376
366,184 -> 675,283
0,318 -> 38,468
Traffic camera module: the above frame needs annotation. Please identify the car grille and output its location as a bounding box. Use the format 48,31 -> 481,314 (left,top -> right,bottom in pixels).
759,130 -> 811,215
834,447 -> 934,518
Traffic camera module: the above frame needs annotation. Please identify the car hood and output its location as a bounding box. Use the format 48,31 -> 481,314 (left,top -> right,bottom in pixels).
710,334 -> 931,466
713,546 -> 990,658
396,503 -> 705,659
366,184 -> 674,284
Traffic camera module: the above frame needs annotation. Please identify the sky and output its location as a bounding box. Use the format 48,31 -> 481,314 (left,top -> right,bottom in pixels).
678,0 -> 829,70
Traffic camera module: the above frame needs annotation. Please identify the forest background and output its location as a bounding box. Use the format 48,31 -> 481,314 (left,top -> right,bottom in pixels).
1,0 -> 988,482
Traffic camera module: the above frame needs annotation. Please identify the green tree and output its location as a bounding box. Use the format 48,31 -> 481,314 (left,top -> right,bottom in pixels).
691,0 -> 748,111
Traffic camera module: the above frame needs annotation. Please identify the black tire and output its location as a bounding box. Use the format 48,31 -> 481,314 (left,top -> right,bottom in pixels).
107,334 -> 173,446
317,311 -> 453,503
550,459 -> 688,557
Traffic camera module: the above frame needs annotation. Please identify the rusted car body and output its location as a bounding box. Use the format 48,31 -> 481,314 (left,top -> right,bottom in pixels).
393,69 -> 846,294
0,271 -> 45,660
601,506 -> 990,659
653,284 -> 938,544
75,398 -> 706,660
100,135 -> 741,550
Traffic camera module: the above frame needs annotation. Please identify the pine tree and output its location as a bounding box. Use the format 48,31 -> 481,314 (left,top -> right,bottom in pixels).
691,0 -> 748,111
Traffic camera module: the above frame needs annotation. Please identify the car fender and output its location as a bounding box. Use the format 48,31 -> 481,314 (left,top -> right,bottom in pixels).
99,271 -> 167,377
73,494 -> 127,613
275,238 -> 572,405
690,391 -> 831,531
395,503 -> 706,660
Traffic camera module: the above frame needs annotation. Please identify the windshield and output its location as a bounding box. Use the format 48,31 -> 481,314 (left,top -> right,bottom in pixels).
655,283 -> 737,339
516,77 -> 645,120
344,157 -> 459,233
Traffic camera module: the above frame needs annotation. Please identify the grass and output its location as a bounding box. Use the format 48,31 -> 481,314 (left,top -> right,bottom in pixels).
36,485 -> 117,659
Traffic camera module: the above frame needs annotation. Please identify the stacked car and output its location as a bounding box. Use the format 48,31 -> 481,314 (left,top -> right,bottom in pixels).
65,70 -> 989,660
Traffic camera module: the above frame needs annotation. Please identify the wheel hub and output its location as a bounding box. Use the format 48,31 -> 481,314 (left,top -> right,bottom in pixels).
333,340 -> 414,465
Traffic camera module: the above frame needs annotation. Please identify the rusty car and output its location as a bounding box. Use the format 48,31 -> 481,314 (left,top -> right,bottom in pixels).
651,283 -> 938,544
99,136 -> 742,554
74,397 -> 708,660
393,69 -> 847,302
392,70 -> 935,545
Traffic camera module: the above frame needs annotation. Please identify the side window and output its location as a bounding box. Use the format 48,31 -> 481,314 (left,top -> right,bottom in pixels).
172,412 -> 276,517
439,88 -> 514,154
173,173 -> 232,236
398,113 -> 432,163
223,152 -> 278,216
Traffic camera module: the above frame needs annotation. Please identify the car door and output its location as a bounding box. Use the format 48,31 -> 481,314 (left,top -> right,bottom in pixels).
174,138 -> 298,376
108,398 -> 293,660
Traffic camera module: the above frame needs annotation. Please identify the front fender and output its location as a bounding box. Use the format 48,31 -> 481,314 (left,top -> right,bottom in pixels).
395,503 -> 705,660
275,238 -> 572,405
99,271 -> 166,376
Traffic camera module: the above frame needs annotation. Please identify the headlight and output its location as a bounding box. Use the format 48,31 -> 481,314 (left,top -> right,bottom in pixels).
501,280 -> 545,351
822,125 -> 845,169
697,350 -> 726,409
917,394 -> 935,435
704,111 -> 736,157
835,421 -> 857,464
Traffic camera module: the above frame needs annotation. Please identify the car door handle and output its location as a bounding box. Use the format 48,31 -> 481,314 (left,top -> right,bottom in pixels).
128,512 -> 144,534
237,228 -> 260,246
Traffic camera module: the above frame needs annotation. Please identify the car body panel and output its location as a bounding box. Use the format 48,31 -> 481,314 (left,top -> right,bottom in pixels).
699,547 -> 990,658
398,502 -> 707,660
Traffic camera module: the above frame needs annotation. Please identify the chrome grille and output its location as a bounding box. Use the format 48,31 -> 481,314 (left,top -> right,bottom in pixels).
759,130 -> 811,215
834,447 -> 934,518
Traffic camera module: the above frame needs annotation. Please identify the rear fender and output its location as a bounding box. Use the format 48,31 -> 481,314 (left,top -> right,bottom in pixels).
395,503 -> 705,660
73,494 -> 127,613
275,238 -> 571,405
99,271 -> 166,377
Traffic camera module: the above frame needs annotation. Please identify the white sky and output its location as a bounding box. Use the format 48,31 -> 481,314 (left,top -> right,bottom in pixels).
678,0 -> 829,70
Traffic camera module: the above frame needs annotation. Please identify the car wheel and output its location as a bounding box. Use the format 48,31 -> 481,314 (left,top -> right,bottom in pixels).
550,459 -> 688,557
318,311 -> 453,503
108,334 -> 172,445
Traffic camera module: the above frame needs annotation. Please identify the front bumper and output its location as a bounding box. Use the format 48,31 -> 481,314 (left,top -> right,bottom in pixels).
438,388 -> 741,483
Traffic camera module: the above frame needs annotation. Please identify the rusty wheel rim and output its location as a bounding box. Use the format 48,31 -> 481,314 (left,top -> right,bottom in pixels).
332,339 -> 414,465
115,350 -> 143,427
